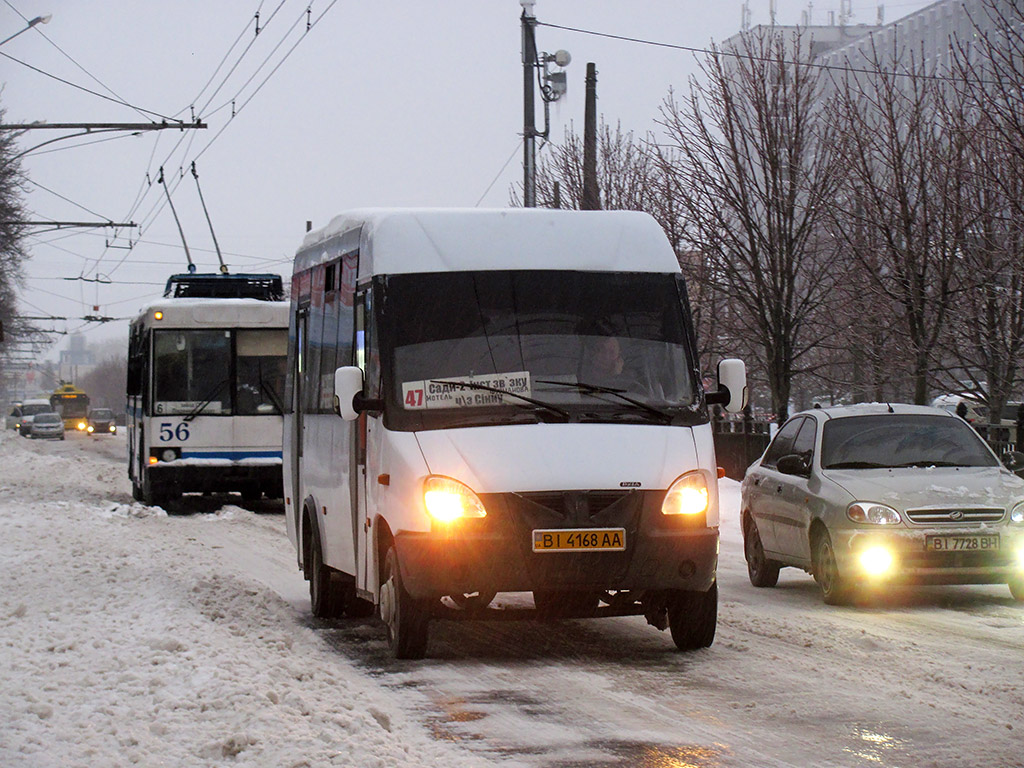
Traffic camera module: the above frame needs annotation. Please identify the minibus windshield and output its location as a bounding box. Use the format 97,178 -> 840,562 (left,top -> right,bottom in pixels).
382,270 -> 701,431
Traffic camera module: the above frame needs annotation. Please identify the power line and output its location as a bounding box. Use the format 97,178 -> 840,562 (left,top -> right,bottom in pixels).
0,51 -> 184,122
475,139 -> 524,207
2,0 -> 152,122
537,20 -> 996,86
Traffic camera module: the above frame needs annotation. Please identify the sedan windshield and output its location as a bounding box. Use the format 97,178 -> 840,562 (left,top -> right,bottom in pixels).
382,270 -> 700,430
34,414 -> 61,424
821,415 -> 998,469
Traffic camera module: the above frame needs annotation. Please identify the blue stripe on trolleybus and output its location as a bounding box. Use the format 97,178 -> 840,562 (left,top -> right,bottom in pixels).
180,451 -> 283,460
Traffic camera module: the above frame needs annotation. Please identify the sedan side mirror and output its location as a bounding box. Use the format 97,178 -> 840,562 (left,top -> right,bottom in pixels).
777,453 -> 810,477
705,358 -> 748,414
1001,450 -> 1024,472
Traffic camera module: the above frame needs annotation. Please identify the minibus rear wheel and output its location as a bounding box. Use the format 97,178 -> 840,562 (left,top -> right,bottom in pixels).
667,582 -> 717,650
309,531 -> 344,619
380,547 -> 429,659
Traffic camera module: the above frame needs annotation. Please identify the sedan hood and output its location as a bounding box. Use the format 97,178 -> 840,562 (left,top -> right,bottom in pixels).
825,466 -> 1024,510
414,423 -> 699,494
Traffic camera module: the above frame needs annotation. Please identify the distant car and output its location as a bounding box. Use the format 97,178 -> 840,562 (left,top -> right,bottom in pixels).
740,403 -> 1024,604
6,402 -> 23,430
16,399 -> 54,437
29,412 -> 65,440
86,408 -> 117,435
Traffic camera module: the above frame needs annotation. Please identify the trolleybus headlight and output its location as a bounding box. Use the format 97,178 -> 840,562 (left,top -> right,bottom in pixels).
161,449 -> 177,462
76,421 -> 86,431
422,475 -> 487,523
847,502 -> 901,525
661,472 -> 709,516
858,545 -> 895,577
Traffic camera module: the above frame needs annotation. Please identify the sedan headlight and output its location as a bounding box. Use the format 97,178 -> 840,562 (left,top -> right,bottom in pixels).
662,472 -> 709,516
847,502 -> 901,525
422,476 -> 487,523
87,425 -> 94,433
1010,502 -> 1024,524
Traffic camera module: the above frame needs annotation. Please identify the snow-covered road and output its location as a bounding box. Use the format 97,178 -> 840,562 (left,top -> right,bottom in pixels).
2,430 -> 1022,767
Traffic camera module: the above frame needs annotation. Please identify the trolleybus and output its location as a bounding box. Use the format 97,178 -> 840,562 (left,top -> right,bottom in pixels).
127,274 -> 288,506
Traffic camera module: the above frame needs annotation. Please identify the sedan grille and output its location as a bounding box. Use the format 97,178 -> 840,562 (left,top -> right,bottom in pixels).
904,508 -> 1004,525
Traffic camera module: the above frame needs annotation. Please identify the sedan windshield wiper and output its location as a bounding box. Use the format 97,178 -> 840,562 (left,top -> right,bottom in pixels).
427,380 -> 570,422
824,461 -> 890,469
892,460 -> 962,468
535,379 -> 673,423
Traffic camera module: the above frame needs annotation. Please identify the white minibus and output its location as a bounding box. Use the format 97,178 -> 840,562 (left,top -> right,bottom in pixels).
284,209 -> 746,658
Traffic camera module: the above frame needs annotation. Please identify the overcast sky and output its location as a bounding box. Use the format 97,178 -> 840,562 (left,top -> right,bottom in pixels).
2,0 -> 936,358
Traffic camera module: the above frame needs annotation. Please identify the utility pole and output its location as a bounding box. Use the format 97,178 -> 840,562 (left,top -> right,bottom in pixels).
521,0 -> 539,208
581,63 -> 600,211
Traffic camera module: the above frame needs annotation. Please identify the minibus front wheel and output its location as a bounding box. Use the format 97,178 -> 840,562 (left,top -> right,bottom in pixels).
380,547 -> 430,659
667,582 -> 717,651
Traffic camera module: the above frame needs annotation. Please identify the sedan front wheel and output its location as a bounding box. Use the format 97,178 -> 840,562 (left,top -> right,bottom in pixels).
814,530 -> 852,606
744,517 -> 781,588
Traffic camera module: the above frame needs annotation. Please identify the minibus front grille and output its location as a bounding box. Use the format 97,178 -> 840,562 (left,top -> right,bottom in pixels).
514,490 -> 635,521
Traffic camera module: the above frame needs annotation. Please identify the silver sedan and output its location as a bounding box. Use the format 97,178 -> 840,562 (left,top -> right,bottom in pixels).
740,403 -> 1024,604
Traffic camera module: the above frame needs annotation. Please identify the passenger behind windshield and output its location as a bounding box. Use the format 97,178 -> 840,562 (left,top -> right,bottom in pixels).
821,414 -> 998,469
382,270 -> 700,431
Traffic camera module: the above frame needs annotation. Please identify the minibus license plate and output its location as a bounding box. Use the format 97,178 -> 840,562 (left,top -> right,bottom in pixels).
925,535 -> 999,551
532,528 -> 626,552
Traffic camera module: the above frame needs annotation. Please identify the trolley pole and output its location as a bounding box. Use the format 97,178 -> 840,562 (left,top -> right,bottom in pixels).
521,0 -> 538,208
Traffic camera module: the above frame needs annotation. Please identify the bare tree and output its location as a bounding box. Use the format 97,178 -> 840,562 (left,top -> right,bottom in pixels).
829,41 -> 962,405
656,26 -> 843,420
0,103 -> 31,399
938,0 -> 1024,418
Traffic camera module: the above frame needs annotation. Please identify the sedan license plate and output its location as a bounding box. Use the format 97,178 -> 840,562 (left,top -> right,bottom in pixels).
925,535 -> 999,552
532,528 -> 626,553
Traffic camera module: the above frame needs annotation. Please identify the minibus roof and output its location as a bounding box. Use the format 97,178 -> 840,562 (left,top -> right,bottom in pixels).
297,208 -> 680,277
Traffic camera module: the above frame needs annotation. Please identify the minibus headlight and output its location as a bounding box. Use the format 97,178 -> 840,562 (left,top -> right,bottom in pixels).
661,472 -> 709,516
423,476 -> 487,523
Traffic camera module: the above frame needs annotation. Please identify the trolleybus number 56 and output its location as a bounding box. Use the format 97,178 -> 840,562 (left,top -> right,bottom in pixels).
158,422 -> 191,442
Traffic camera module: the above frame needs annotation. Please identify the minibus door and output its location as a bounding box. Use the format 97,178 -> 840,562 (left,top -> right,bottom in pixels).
352,290 -> 373,594
292,308 -> 309,523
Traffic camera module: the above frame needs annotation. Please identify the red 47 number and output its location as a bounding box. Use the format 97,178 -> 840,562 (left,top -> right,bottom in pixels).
405,388 -> 424,407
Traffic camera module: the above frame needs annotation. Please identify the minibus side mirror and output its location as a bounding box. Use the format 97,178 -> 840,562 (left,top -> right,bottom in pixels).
1001,450 -> 1024,472
333,366 -> 383,420
705,358 -> 748,414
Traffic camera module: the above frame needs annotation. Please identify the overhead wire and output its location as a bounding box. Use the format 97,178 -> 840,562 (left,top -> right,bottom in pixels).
0,51 -> 185,122
86,0 -> 321,282
536,20 -> 1000,86
3,0 -> 153,123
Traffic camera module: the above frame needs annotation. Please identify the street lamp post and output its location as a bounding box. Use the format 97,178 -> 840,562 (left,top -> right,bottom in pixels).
0,14 -> 51,47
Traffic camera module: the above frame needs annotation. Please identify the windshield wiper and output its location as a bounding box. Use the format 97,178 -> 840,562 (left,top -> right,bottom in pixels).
535,379 -> 673,423
183,379 -> 228,423
892,460 -> 962,468
427,380 -> 570,422
824,461 -> 890,469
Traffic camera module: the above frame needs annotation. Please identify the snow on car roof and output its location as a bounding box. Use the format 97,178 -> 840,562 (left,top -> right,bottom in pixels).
296,208 -> 681,277
800,403 -> 956,420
